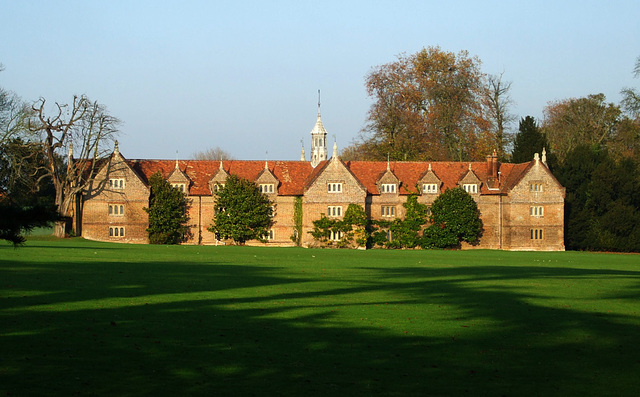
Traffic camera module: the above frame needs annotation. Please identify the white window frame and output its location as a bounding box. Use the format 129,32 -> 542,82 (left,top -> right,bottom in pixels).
530,183 -> 543,192
109,178 -> 125,189
108,204 -> 124,216
327,183 -> 343,193
423,183 -> 438,194
329,230 -> 342,241
463,184 -> 478,194
530,206 -> 544,217
213,183 -> 225,192
109,226 -> 125,238
260,183 -> 275,194
381,183 -> 396,193
530,229 -> 544,240
327,206 -> 343,217
171,183 -> 186,193
381,205 -> 396,217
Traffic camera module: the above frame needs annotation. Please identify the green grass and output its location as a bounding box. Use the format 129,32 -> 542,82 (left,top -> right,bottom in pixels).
2,239 -> 640,396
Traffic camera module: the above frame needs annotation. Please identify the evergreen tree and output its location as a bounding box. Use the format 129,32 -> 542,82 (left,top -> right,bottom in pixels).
144,172 -> 190,244
511,116 -> 551,163
0,200 -> 56,246
556,145 -> 640,251
422,187 -> 482,248
208,174 -> 272,245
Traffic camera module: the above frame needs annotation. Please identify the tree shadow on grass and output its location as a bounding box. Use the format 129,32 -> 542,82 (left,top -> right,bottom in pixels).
1,255 -> 640,396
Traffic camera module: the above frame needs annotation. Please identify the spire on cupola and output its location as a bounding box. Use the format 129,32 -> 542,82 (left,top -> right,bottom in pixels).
310,90 -> 328,168
300,138 -> 306,161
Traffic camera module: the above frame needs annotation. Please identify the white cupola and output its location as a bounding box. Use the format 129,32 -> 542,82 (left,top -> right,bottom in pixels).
310,90 -> 328,168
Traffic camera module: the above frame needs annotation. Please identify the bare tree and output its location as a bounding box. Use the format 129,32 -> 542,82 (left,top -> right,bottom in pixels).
621,55 -> 640,118
1,65 -> 40,200
29,95 -> 120,237
485,72 -> 516,159
0,65 -> 30,147
192,146 -> 234,160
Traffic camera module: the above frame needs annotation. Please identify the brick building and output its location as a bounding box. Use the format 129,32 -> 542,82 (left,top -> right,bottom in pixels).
73,112 -> 565,251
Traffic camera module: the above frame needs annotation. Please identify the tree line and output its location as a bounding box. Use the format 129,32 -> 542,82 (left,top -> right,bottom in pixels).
344,48 -> 640,252
3,50 -> 640,251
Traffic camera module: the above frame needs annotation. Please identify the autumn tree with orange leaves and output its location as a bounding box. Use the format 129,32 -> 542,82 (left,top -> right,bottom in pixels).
349,47 -> 500,162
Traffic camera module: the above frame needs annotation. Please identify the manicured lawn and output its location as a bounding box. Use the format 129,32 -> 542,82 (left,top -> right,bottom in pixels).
1,239 -> 640,396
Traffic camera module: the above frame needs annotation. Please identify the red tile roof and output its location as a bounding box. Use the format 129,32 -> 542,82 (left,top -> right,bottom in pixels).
345,160 -> 530,195
128,159 -> 315,196
123,157 -> 537,197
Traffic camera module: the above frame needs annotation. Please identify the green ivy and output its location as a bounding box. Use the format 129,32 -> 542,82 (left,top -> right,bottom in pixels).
310,203 -> 368,248
291,196 -> 303,246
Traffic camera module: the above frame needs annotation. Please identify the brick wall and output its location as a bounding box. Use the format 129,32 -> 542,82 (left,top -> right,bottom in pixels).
81,153 -> 150,244
77,153 -> 565,251
301,158 -> 367,247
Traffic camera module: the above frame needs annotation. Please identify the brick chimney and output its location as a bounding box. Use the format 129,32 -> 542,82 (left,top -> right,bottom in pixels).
486,150 -> 499,189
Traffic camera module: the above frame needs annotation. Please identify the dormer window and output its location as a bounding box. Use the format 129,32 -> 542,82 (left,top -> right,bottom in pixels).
423,183 -> 438,194
171,183 -> 186,193
109,178 -> 125,189
213,183 -> 225,193
260,184 -> 275,194
463,184 -> 478,194
381,183 -> 396,193
328,183 -> 342,193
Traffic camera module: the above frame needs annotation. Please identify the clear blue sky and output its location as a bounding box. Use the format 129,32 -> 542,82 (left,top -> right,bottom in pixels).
1,0 -> 638,160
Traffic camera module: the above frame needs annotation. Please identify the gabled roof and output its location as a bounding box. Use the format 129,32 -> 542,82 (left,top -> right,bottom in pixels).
499,158 -> 565,193
256,162 -> 280,184
129,159 -> 314,196
303,157 -> 367,193
459,165 -> 481,184
105,150 -> 545,197
167,161 -> 191,183
345,160 -> 530,195
95,150 -> 150,190
419,164 -> 442,184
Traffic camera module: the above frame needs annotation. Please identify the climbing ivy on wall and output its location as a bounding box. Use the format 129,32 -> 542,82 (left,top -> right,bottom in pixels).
310,204 -> 368,248
291,196 -> 303,246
